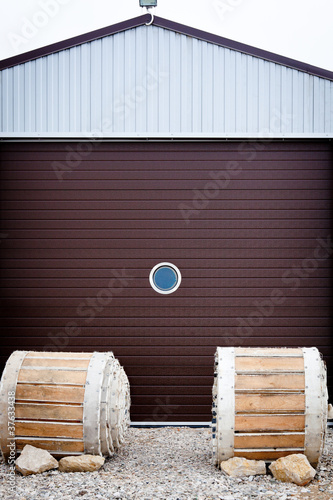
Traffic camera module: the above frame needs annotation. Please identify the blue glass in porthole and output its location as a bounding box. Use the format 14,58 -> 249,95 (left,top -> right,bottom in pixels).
153,266 -> 178,291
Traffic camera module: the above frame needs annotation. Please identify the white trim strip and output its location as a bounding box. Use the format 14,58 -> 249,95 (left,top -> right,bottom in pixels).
83,352 -> 107,456
0,351 -> 28,461
1,133 -> 332,139
302,347 -> 326,465
100,354 -> 115,455
217,347 -> 235,462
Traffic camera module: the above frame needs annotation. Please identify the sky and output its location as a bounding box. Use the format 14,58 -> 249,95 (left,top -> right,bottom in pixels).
0,0 -> 333,72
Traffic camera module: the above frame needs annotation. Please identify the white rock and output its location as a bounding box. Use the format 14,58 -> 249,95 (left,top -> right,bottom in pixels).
269,454 -> 316,486
220,457 -> 266,477
59,455 -> 105,473
15,445 -> 59,476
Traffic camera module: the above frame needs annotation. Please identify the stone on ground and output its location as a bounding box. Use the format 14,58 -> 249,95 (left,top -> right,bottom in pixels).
220,456 -> 266,477
15,445 -> 59,476
59,455 -> 105,473
269,453 -> 316,486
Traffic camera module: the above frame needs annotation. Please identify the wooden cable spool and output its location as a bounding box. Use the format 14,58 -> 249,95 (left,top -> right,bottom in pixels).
212,347 -> 328,466
0,351 -> 130,461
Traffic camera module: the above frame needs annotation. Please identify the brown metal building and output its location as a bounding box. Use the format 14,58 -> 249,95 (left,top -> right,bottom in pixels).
0,15 -> 332,423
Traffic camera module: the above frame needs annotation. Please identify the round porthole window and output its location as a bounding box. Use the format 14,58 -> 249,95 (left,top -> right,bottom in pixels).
149,262 -> 182,295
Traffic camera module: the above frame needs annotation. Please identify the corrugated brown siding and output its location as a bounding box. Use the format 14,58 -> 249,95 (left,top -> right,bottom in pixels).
0,141 -> 332,421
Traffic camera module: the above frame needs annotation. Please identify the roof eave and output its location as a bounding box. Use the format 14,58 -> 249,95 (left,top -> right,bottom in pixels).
0,14 -> 332,81
0,14 -> 150,71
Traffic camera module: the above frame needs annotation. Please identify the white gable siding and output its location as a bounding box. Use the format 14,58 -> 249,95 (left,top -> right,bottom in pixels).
0,24 -> 332,138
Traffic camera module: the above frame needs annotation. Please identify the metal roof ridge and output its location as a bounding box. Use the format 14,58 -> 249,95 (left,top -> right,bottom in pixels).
0,14 -> 332,81
0,14 -> 150,71
154,17 -> 333,81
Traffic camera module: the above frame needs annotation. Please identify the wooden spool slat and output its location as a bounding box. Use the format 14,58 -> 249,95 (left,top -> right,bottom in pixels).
15,403 -> 83,421
235,414 -> 305,432
234,449 -> 305,460
26,352 -> 92,359
15,421 -> 83,439
15,384 -> 85,403
22,358 -> 91,369
234,432 -> 305,449
0,351 -> 131,461
213,346 -> 327,467
235,356 -> 304,372
235,374 -> 305,391
236,348 -> 303,357
235,393 -> 305,413
18,369 -> 88,385
16,438 -> 85,453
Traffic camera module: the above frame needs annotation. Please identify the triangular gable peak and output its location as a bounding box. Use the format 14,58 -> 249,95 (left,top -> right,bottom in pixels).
1,15 -> 332,138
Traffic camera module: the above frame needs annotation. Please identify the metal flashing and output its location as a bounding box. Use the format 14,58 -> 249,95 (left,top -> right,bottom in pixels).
0,15 -> 332,81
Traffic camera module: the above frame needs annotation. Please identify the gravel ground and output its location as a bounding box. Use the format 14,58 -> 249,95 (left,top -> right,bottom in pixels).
0,427 -> 332,500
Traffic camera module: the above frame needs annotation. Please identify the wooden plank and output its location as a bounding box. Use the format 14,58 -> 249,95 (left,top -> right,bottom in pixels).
22,358 -> 91,369
234,433 -> 305,449
16,438 -> 84,453
235,414 -> 305,432
15,403 -> 83,421
235,394 -> 305,413
17,369 -> 87,385
15,421 -> 83,439
233,449 -> 305,461
236,348 -> 303,357
235,357 -> 304,372
26,352 -> 92,359
235,374 -> 305,391
15,384 -> 85,403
